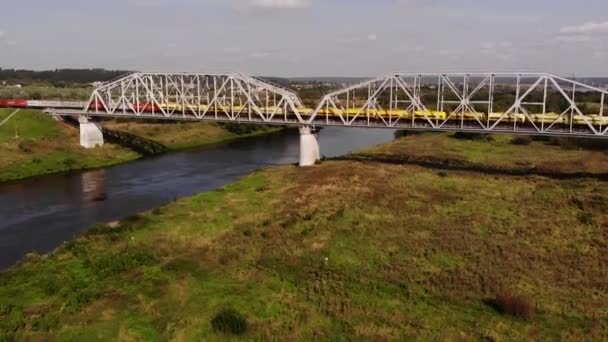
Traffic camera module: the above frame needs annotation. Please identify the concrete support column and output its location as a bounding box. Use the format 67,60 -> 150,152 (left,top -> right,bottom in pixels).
79,116 -> 104,149
299,125 -> 320,167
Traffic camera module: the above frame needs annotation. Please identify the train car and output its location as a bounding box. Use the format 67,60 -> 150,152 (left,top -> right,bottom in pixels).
592,115 -> 608,126
488,112 -> 526,124
414,110 -> 447,120
572,114 -> 593,126
458,112 -> 484,121
0,99 -> 28,108
530,113 -> 565,125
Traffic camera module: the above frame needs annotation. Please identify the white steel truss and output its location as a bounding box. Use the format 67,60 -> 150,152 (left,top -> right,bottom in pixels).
45,72 -> 608,138
308,73 -> 608,137
85,72 -> 304,123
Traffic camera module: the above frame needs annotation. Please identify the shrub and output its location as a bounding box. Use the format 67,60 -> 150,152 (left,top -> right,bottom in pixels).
577,212 -> 594,225
546,137 -> 608,150
18,140 -> 34,153
211,308 -> 247,335
511,135 -> 532,146
62,157 -> 76,167
394,130 -> 422,139
488,292 -> 535,321
451,132 -> 494,141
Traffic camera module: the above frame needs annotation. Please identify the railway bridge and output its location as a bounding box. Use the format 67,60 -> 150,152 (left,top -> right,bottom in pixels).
2,72 -> 607,166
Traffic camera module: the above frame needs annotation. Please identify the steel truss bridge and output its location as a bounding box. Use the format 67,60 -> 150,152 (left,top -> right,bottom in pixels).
44,71 -> 608,139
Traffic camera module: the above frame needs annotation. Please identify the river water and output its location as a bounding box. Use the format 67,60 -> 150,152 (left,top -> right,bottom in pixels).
0,128 -> 394,268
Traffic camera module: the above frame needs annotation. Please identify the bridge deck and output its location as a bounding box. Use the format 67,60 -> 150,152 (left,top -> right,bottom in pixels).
50,108 -> 604,139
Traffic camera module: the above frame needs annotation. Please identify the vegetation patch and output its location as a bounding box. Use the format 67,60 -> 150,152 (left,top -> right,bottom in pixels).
511,135 -> 533,145
211,308 -> 248,335
487,292 -> 536,321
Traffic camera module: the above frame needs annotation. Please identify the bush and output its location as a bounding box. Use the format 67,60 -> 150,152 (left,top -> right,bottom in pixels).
511,135 -> 532,146
451,132 -> 494,141
546,137 -> 608,150
488,292 -> 535,321
18,140 -> 34,153
394,130 -> 422,139
577,212 -> 594,225
211,308 -> 247,335
220,123 -> 269,135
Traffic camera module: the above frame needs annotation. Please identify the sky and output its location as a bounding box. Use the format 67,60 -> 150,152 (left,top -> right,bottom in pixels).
0,0 -> 607,77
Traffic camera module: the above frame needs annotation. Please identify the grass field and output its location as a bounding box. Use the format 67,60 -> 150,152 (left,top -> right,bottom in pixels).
360,132 -> 608,174
0,109 -> 137,182
1,158 -> 606,340
0,109 -> 279,182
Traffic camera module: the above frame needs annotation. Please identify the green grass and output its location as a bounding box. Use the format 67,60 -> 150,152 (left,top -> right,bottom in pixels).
1,161 -> 606,340
0,109 -> 62,140
360,132 -> 608,174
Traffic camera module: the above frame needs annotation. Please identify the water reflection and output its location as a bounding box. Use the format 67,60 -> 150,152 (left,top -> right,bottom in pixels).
81,170 -> 107,206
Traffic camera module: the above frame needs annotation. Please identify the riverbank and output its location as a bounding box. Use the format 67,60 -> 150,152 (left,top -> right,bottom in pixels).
0,109 -> 280,182
1,134 -> 607,339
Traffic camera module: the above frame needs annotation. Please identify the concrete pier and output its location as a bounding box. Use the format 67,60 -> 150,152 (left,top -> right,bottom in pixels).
79,116 -> 104,148
299,126 -> 320,167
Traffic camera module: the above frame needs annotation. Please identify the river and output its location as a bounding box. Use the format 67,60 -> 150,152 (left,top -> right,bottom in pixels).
0,127 -> 395,268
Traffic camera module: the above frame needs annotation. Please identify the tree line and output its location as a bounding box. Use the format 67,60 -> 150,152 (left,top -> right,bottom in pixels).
0,68 -> 132,86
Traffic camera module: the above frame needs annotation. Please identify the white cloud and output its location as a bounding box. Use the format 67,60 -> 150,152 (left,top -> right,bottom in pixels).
560,21 -> 608,35
0,31 -> 4,40
250,0 -> 309,9
367,34 -> 377,41
554,35 -> 592,43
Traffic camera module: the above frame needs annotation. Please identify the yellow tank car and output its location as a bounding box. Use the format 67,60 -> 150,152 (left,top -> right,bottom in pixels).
259,106 -> 281,115
591,115 -> 608,126
297,108 -> 314,117
456,112 -> 484,121
488,112 -> 526,124
414,110 -> 447,120
162,102 -> 179,111
391,110 -> 411,119
572,114 -> 593,126
530,113 -> 565,125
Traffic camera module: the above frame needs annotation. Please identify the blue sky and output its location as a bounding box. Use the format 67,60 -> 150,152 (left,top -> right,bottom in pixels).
0,0 -> 607,76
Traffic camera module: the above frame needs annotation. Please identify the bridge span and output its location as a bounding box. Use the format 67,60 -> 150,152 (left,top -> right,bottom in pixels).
3,72 -> 608,166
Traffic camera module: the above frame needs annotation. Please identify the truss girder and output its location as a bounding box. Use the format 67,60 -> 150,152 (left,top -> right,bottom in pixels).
306,72 -> 608,137
86,72 -> 304,123
74,72 -> 608,138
